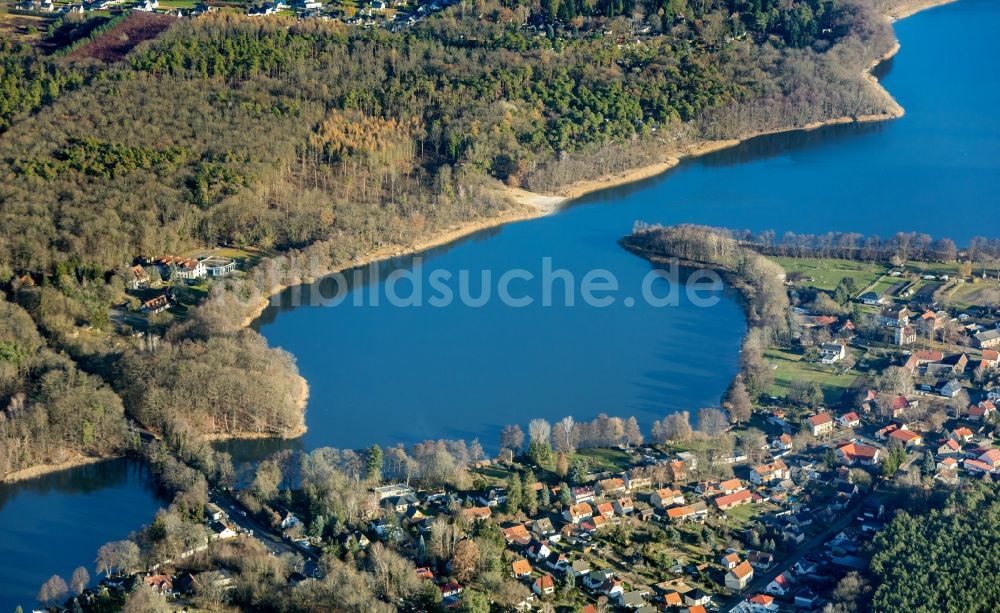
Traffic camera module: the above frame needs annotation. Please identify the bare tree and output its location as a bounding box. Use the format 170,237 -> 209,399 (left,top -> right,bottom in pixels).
528,419 -> 551,446
553,416 -> 577,454
697,408 -> 729,438
37,575 -> 68,607
70,566 -> 90,596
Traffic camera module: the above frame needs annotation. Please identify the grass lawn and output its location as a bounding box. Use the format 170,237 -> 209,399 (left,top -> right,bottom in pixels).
946,280 -> 1000,310
765,347 -> 858,406
571,448 -> 634,472
769,257 -> 887,292
722,501 -> 776,528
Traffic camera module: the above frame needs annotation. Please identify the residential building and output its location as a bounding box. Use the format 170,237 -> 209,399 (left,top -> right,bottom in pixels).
749,459 -> 789,484
807,413 -> 834,436
725,561 -> 754,591
651,488 -> 685,509
836,442 -> 881,465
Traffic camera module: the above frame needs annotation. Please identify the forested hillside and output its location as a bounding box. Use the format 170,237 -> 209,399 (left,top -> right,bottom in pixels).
0,0 -> 902,478
0,298 -> 130,477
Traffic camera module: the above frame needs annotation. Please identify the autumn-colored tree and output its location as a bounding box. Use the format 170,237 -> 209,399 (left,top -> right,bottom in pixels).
451,539 -> 481,583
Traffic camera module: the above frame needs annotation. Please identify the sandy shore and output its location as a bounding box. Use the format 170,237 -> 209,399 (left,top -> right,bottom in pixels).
887,0 -> 956,21
2,454 -> 115,485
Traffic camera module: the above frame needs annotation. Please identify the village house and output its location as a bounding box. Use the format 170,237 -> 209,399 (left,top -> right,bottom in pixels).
511,559 -> 532,579
596,477 -> 627,497
613,497 -> 635,515
666,501 -> 709,523
725,561 -> 755,591
765,572 -> 792,597
714,489 -> 753,510
807,413 -> 835,436
771,433 -> 793,452
501,524 -> 532,545
720,552 -> 741,569
683,587 -> 712,606
619,589 -> 648,609
937,438 -> 961,457
530,517 -> 555,538
571,486 -> 596,503
440,582 -> 463,599
838,412 -> 861,428
129,265 -> 151,290
951,427 -> 974,443
981,349 -> 999,368
880,306 -> 912,328
651,488 -> 685,509
860,291 -> 882,305
938,379 -> 962,398
739,594 -> 779,613
141,294 -> 171,314
968,400 -> 996,421
697,478 -> 745,496
563,502 -> 593,524
978,448 -> 1000,470
595,502 -> 616,519
889,428 -> 923,448
461,506 -> 492,523
820,342 -> 846,364
836,442 -> 881,466
570,559 -> 591,578
374,483 -> 414,501
584,570 -> 615,591
974,328 -> 1000,349
749,459 -> 789,485
624,470 -> 652,491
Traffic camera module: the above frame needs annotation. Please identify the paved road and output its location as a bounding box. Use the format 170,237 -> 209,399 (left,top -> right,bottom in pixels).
210,492 -> 321,576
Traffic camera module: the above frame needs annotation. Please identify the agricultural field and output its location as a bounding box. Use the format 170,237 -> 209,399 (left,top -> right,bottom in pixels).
943,279 -> 1000,311
66,12 -> 176,62
769,257 -> 887,292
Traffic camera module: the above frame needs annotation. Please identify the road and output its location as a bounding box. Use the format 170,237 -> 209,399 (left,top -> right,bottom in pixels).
209,492 -> 321,576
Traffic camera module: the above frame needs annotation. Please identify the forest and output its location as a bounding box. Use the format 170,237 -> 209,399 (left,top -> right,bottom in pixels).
868,482 -> 1000,613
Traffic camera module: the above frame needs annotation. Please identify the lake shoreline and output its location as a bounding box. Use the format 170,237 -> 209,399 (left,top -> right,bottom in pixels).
1,453 -> 118,485
225,0 -> 950,445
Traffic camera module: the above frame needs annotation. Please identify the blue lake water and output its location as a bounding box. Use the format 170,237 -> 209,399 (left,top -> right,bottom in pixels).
0,459 -> 168,611
243,0 -> 1000,456
2,0 -> 998,607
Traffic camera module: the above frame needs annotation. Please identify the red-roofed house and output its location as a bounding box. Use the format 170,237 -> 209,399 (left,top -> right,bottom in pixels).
937,438 -> 961,456
772,433 -> 793,452
714,489 -> 753,510
725,560 -> 754,591
511,559 -> 532,579
749,459 -> 789,485
564,503 -> 593,524
651,488 -> 684,509
951,427 -> 974,443
978,449 -> 1000,469
765,572 -> 792,596
964,458 -> 995,475
968,400 -> 997,421
836,442 -> 881,466
982,350 -> 999,368
807,413 -> 835,436
889,429 -> 923,448
533,574 -> 555,596
838,412 -> 861,428
720,552 -> 741,569
743,594 -> 778,612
